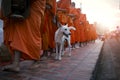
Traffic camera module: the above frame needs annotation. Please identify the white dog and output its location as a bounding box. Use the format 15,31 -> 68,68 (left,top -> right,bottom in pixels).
55,24 -> 76,60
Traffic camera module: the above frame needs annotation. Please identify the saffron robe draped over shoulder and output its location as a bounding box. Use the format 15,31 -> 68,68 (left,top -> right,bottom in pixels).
57,0 -> 71,13
3,0 -> 46,60
57,0 -> 71,24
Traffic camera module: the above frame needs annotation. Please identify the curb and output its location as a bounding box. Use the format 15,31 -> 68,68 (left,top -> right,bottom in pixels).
90,41 -> 104,80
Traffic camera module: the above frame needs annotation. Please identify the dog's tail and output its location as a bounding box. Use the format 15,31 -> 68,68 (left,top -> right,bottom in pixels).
69,26 -> 76,30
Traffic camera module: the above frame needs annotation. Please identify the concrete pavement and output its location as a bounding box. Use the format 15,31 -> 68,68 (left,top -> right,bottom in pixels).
0,39 -> 103,80
91,36 -> 120,80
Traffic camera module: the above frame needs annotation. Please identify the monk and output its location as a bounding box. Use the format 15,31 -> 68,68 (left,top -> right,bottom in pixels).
70,3 -> 80,45
78,13 -> 87,46
57,0 -> 76,48
84,21 -> 90,43
88,24 -> 92,42
0,0 -> 46,72
90,24 -> 97,42
66,1 -> 76,48
41,0 -> 57,59
57,0 -> 71,13
67,14 -> 76,48
57,0 -> 72,25
89,24 -> 93,42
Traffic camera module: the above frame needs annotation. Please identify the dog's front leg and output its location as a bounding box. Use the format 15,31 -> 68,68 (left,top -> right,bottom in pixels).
68,38 -> 71,57
58,44 -> 63,60
61,38 -> 65,56
55,44 -> 59,60
61,42 -> 64,56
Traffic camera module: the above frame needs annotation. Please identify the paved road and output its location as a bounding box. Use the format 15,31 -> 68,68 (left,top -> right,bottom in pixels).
0,40 -> 103,80
93,37 -> 120,80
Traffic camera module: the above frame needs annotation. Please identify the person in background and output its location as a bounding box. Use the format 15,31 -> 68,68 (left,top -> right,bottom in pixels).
40,0 -> 57,60
69,2 -> 81,47
116,26 -> 120,37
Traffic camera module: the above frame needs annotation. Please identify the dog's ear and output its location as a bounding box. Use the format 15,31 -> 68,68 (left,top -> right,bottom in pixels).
65,24 -> 68,27
69,26 -> 76,30
57,22 -> 62,28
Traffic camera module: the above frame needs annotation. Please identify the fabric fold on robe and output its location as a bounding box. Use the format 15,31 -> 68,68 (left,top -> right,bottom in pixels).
3,0 -> 46,60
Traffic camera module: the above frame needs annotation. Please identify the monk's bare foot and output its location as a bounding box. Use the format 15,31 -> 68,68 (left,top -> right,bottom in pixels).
29,61 -> 41,69
2,64 -> 20,72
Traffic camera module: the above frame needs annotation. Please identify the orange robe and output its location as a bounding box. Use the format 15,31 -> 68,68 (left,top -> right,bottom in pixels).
89,24 -> 93,41
3,0 -> 46,60
57,0 -> 71,24
57,0 -> 76,44
67,15 -> 76,44
84,21 -> 90,42
57,11 -> 68,25
41,0 -> 57,50
90,24 -> 97,40
57,0 -> 71,25
88,25 -> 91,41
70,8 -> 80,42
57,0 -> 71,13
47,0 -> 57,49
79,14 -> 87,42
90,24 -> 94,40
57,0 -> 76,45
93,26 -> 97,40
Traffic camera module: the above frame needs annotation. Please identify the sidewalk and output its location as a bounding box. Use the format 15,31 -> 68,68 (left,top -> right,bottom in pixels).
0,40 -> 104,80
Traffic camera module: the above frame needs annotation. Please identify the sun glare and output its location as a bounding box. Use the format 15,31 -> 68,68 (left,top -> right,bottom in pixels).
72,0 -> 120,31
56,0 -> 120,34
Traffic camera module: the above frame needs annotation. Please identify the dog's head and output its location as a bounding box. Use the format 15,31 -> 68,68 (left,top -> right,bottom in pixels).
60,24 -> 76,37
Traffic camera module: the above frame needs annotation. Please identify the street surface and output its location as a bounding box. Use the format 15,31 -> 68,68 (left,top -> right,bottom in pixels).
0,40 -> 103,80
93,37 -> 120,80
